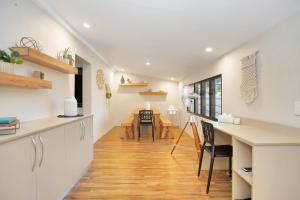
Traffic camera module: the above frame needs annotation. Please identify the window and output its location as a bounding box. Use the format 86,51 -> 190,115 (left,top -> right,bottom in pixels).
213,76 -> 222,118
185,84 -> 195,113
201,80 -> 210,117
185,75 -> 222,121
195,82 -> 201,115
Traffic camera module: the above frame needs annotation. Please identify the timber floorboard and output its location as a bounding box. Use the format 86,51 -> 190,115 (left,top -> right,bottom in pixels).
64,126 -> 231,200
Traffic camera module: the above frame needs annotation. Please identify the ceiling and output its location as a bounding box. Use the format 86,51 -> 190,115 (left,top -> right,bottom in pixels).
37,0 -> 300,81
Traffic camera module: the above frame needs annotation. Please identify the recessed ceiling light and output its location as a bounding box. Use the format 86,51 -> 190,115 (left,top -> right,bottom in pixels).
145,62 -> 151,66
170,77 -> 175,81
205,47 -> 213,52
83,23 -> 91,29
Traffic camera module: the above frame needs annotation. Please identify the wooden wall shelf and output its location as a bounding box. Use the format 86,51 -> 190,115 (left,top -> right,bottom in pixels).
139,91 -> 167,95
11,47 -> 78,74
0,72 -> 52,89
120,83 -> 148,87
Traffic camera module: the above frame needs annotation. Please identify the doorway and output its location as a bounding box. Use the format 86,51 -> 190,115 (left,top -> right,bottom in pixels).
75,55 -> 92,114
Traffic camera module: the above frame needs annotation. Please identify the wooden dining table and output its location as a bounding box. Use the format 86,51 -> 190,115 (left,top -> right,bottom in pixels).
132,107 -> 161,141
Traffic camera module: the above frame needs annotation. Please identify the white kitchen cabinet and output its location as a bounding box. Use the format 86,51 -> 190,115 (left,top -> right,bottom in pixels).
0,137 -> 36,200
36,126 -> 66,200
0,115 -> 94,200
65,118 -> 93,186
81,117 -> 93,167
65,120 -> 84,185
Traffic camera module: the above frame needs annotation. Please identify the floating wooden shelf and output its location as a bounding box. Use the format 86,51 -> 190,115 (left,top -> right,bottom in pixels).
11,47 -> 78,74
0,72 -> 52,89
120,83 -> 148,87
139,91 -> 167,95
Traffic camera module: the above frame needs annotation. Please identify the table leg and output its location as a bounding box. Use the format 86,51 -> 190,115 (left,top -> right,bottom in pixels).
125,127 -> 130,139
155,114 -> 160,139
161,127 -> 167,139
120,127 -> 125,139
133,114 -> 139,141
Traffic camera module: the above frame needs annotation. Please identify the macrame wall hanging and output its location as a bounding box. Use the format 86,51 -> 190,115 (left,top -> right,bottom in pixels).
96,69 -> 104,89
105,83 -> 112,99
240,51 -> 259,104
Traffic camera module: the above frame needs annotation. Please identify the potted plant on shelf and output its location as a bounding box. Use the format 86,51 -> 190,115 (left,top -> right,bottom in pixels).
57,47 -> 74,66
0,49 -> 23,73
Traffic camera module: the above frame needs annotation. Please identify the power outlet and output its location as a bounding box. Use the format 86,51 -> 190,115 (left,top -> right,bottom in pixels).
295,101 -> 300,116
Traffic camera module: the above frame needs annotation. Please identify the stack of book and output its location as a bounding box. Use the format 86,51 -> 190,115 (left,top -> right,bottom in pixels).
0,117 -> 20,135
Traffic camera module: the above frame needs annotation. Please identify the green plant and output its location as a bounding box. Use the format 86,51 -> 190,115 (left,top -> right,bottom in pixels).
0,49 -> 23,64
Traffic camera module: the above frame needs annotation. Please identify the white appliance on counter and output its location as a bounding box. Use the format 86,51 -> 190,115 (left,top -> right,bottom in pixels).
64,97 -> 78,116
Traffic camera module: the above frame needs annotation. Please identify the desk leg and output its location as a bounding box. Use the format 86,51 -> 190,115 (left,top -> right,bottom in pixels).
133,115 -> 139,141
191,122 -> 201,159
161,127 -> 165,139
155,114 -> 160,139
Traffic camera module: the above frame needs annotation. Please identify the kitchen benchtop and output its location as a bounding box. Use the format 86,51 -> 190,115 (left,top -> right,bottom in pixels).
0,114 -> 93,145
201,117 -> 300,146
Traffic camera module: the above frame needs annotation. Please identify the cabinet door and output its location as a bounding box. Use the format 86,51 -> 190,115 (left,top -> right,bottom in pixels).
65,120 -> 84,185
82,117 -> 93,167
36,126 -> 66,200
0,137 -> 37,200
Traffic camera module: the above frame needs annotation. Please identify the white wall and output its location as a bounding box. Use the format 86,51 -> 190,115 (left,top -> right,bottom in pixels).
177,12 -> 300,170
180,12 -> 300,131
0,1 -> 114,141
111,72 -> 179,124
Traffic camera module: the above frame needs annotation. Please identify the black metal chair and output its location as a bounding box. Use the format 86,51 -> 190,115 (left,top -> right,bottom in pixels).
138,110 -> 155,142
198,120 -> 232,194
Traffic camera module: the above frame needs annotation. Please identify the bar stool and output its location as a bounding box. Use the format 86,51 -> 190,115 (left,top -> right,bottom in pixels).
197,120 -> 232,194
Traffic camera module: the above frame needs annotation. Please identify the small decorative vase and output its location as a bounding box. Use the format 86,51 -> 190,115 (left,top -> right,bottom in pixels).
0,61 -> 5,72
8,63 -> 14,73
120,75 -> 125,84
63,57 -> 69,64
67,55 -> 74,66
0,61 -> 14,73
33,71 -> 45,80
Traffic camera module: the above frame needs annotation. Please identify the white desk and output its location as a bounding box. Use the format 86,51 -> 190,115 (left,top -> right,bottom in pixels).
200,118 -> 300,200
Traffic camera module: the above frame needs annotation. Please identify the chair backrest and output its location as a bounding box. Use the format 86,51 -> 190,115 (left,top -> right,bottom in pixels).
201,120 -> 215,146
139,110 -> 153,121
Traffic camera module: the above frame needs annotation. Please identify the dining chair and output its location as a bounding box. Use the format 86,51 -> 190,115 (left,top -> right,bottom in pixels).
138,110 -> 155,142
197,120 -> 232,194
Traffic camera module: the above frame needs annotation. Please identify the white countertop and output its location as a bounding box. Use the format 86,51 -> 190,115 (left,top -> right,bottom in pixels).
201,118 -> 300,146
0,114 -> 93,144
1,114 -> 299,146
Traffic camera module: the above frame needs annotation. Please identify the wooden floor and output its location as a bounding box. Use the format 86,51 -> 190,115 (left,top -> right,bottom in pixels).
65,127 -> 231,200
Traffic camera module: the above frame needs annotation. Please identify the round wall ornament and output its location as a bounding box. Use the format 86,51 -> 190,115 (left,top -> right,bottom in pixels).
96,69 -> 104,89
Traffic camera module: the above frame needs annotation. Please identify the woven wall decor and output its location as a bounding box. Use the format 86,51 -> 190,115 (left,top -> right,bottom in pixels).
105,83 -> 112,99
240,51 -> 259,104
17,37 -> 42,51
96,69 -> 104,89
